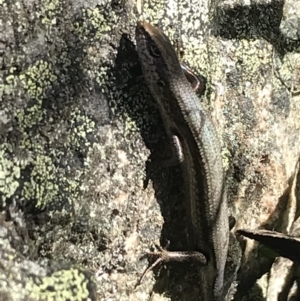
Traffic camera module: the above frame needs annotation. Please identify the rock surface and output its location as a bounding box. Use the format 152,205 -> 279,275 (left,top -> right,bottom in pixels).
0,0 -> 299,300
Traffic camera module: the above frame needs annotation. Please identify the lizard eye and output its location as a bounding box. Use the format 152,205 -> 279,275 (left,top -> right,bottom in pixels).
149,44 -> 160,57
157,79 -> 165,88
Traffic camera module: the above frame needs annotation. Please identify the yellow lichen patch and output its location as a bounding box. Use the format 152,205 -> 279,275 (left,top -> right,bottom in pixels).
40,0 -> 61,25
274,52 -> 300,94
95,66 -> 112,89
15,105 -> 44,130
16,61 -> 57,129
23,154 -> 59,209
25,267 -> 93,301
70,108 -> 95,149
87,7 -> 116,33
140,0 -> 167,25
19,61 -> 57,99
72,6 -> 118,40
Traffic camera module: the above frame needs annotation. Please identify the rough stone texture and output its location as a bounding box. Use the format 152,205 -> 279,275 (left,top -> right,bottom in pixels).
0,208 -> 97,301
0,0 -> 299,300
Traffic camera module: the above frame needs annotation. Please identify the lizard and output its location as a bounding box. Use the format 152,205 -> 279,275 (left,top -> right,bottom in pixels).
135,21 -> 230,300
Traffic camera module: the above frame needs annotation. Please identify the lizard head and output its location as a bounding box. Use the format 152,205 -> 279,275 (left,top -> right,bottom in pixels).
135,21 -> 183,93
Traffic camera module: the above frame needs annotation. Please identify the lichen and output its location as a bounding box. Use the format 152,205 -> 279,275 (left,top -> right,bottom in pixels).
0,0 -> 299,300
25,267 -> 94,301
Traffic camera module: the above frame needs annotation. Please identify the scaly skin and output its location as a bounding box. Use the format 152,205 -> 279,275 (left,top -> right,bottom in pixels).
135,21 -> 229,301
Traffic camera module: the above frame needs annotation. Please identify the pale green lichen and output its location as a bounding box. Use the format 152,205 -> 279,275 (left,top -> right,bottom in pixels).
16,61 -> 57,129
41,0 -> 61,25
25,268 -> 92,301
5,61 -> 58,208
0,0 -> 124,299
2,29 -> 94,209
72,6 -> 118,40
70,108 -> 95,149
140,1 -> 167,25
0,4 -> 105,210
87,6 -> 116,34
23,154 -> 59,209
19,61 -> 57,99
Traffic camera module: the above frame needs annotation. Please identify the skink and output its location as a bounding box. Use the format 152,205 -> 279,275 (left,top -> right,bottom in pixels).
135,21 -> 229,300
